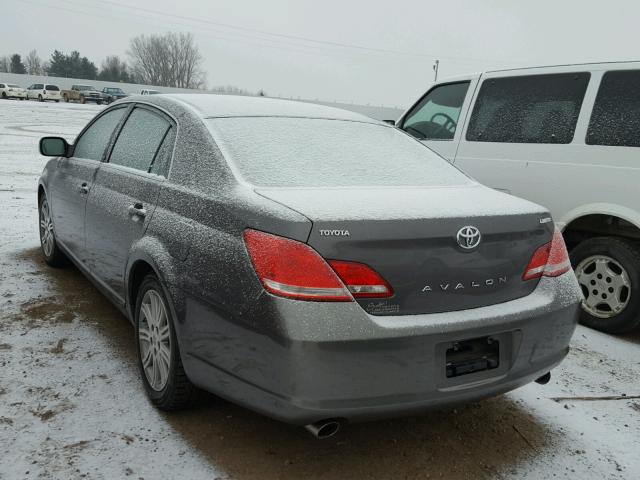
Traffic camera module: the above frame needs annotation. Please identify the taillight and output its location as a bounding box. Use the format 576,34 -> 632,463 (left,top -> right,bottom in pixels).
243,229 -> 393,302
244,229 -> 351,301
523,229 -> 571,281
328,260 -> 393,298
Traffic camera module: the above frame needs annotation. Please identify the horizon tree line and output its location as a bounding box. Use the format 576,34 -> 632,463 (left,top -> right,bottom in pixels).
0,32 -> 241,92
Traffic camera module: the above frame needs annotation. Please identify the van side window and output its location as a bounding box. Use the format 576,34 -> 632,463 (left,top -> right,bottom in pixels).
587,70 -> 640,147
401,82 -> 470,140
466,73 -> 590,144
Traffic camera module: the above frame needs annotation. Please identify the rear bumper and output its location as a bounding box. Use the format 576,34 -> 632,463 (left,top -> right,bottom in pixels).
178,272 -> 582,425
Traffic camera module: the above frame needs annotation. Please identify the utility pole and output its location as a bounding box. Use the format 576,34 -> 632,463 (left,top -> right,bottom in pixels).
433,59 -> 440,82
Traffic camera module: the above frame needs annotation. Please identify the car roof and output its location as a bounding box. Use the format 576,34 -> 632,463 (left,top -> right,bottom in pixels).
437,60 -> 640,83
149,94 -> 379,123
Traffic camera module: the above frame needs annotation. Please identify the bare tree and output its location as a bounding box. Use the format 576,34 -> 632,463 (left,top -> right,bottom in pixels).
128,32 -> 206,89
0,56 -> 9,73
25,49 -> 43,75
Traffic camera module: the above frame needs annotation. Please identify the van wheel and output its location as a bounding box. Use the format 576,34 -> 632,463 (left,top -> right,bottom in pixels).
38,94 -> 44,102
571,237 -> 640,333
135,275 -> 196,410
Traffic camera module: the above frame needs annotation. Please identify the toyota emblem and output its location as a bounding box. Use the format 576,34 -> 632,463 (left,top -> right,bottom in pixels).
456,226 -> 481,250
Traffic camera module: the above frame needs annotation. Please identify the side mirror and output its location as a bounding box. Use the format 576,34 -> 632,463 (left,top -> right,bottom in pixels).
383,119 -> 396,126
40,137 -> 69,157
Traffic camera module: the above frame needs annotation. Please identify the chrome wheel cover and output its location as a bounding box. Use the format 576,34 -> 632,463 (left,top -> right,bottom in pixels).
39,198 -> 54,257
138,289 -> 172,391
575,255 -> 631,319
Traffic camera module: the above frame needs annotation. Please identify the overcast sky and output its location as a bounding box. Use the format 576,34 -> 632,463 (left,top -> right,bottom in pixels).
2,0 -> 639,107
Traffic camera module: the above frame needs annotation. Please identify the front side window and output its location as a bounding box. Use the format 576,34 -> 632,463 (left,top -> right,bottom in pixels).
587,70 -> 640,147
109,107 -> 171,173
402,82 -> 470,140
73,108 -> 126,161
466,72 -> 590,144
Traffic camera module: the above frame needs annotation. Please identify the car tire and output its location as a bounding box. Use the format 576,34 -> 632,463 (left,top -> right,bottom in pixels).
38,194 -> 69,268
55,100 -> 59,103
38,95 -> 43,102
1,92 -> 6,99
20,97 -> 24,101
570,236 -> 640,333
63,94 -> 69,102
81,96 -> 86,104
135,274 -> 197,410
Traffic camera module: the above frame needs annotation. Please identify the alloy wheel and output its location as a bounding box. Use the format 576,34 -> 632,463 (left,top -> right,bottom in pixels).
39,198 -> 55,257
575,255 -> 631,318
138,289 -> 172,391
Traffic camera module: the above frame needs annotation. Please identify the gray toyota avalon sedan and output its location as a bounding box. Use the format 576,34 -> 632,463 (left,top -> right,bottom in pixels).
37,94 -> 582,438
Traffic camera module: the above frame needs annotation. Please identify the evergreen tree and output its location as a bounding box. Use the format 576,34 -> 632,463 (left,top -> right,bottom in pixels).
9,54 -> 26,74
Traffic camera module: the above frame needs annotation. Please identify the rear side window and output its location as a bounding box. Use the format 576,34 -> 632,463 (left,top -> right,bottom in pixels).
73,108 -> 126,161
149,127 -> 176,177
402,82 -> 470,140
109,107 -> 171,173
587,70 -> 640,147
466,72 -> 590,144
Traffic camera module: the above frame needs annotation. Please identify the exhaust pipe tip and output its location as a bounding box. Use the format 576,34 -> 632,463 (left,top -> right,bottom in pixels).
535,372 -> 551,385
304,419 -> 342,439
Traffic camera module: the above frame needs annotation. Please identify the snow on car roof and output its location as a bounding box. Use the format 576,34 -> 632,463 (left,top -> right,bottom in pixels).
159,94 -> 378,122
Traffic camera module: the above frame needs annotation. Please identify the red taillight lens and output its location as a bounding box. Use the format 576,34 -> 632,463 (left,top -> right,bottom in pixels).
243,229 -> 351,301
328,260 -> 393,298
523,229 -> 571,281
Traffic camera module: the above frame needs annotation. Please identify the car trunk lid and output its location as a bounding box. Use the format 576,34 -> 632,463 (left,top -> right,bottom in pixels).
256,185 -> 553,315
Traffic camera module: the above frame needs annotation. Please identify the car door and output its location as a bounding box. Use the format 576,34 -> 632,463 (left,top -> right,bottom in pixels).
454,71 -> 591,199
399,80 -> 476,160
84,104 -> 176,301
48,107 -> 128,261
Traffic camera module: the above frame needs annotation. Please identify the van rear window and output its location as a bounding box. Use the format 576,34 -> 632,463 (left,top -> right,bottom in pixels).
466,72 -> 590,144
587,70 -> 640,147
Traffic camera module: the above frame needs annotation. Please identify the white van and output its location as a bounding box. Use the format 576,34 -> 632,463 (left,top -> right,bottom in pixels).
398,61 -> 640,333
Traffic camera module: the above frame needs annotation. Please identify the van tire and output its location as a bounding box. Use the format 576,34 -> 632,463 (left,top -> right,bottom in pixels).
570,237 -> 640,333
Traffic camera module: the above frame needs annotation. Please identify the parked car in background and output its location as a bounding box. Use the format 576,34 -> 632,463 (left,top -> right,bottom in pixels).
36,94 -> 581,437
26,84 -> 61,102
140,89 -> 161,95
398,61 -> 640,333
0,83 -> 26,100
61,84 -> 103,104
100,87 -> 128,104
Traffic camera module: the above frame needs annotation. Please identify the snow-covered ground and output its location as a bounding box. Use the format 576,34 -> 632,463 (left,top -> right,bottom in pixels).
0,100 -> 638,480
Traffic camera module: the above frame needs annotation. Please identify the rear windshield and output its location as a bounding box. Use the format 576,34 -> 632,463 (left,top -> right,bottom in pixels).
45,85 -> 59,91
207,117 -> 472,188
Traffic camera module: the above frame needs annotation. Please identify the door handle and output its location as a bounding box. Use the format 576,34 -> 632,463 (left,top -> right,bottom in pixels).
79,182 -> 89,194
128,203 -> 147,218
